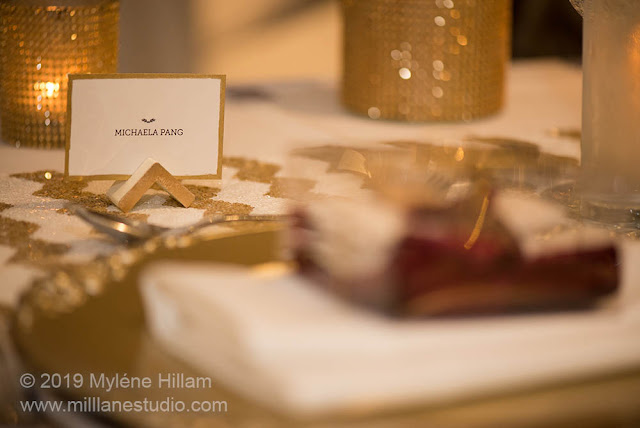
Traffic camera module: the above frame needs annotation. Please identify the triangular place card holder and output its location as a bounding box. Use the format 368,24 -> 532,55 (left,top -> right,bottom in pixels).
107,158 -> 195,213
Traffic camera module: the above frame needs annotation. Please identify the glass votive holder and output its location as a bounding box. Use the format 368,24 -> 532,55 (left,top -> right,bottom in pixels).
577,0 -> 640,227
0,0 -> 119,149
341,0 -> 512,122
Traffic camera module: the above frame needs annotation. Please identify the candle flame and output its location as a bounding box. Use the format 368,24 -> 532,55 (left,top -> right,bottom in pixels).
34,81 -> 60,98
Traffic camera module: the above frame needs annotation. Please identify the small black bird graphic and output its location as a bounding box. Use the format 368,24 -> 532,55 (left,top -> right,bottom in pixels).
141,118 -> 156,123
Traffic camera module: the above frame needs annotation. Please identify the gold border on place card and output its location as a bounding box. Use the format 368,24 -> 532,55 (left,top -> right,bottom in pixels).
64,73 -> 226,181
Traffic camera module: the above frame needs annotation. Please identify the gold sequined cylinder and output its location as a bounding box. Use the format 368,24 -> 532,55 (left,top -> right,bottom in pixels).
342,0 -> 511,122
0,0 -> 119,149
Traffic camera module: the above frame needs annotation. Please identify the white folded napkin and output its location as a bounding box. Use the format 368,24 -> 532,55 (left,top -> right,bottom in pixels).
140,244 -> 640,416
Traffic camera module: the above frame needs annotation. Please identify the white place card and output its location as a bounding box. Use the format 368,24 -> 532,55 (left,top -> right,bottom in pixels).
65,74 -> 225,180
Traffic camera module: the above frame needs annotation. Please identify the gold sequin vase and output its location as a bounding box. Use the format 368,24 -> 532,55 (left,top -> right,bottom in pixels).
342,0 -> 511,122
0,0 -> 119,149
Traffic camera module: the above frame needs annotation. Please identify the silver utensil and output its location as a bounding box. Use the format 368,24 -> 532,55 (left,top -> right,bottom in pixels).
67,204 -> 287,243
0,309 -> 42,426
0,311 -> 19,424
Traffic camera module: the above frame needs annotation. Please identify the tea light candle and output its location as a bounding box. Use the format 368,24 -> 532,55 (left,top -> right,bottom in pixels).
341,0 -> 511,122
0,0 -> 119,149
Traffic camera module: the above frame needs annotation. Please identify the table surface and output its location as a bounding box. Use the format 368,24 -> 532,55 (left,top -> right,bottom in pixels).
2,59 -> 640,427
0,59 -> 584,311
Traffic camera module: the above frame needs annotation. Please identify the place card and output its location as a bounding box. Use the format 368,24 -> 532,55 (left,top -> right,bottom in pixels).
65,74 -> 225,180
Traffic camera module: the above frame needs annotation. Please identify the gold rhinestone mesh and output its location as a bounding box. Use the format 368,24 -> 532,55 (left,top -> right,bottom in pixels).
0,0 -> 119,149
341,0 -> 512,122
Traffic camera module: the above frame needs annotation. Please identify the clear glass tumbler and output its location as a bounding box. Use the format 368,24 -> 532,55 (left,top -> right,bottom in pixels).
578,0 -> 640,225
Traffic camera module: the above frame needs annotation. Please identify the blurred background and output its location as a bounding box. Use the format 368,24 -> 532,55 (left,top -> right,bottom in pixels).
119,0 -> 582,82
